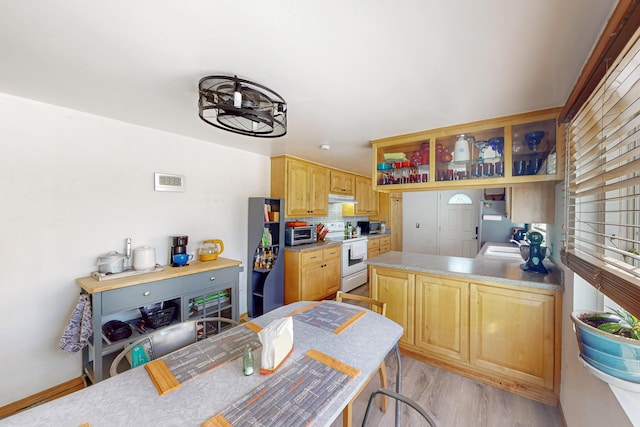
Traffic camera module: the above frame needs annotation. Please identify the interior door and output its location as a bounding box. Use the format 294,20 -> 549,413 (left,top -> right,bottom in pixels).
438,190 -> 481,257
403,191 -> 439,253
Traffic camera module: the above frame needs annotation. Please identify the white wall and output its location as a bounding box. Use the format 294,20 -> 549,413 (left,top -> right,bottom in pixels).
0,93 -> 270,406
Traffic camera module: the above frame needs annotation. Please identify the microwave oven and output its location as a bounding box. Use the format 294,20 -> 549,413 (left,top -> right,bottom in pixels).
285,226 -> 317,246
357,221 -> 381,235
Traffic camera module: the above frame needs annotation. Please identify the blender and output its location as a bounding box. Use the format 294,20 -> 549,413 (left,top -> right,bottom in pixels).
520,231 -> 548,274
170,235 -> 189,266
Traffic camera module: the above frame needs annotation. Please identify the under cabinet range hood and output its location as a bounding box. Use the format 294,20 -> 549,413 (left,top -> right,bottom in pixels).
328,194 -> 357,204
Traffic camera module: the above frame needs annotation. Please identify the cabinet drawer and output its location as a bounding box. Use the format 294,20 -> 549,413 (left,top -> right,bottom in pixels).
183,268 -> 237,293
101,279 -> 179,314
380,243 -> 391,253
323,246 -> 340,260
368,239 -> 380,250
301,250 -> 324,265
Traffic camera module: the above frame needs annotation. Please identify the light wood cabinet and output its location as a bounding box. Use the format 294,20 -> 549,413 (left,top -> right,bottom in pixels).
390,194 -> 403,251
470,283 -> 556,390
506,182 -> 556,224
355,176 -> 379,215
368,235 -> 391,259
370,108 -> 564,192
284,246 -> 341,303
329,170 -> 355,195
368,266 -> 560,405
369,266 -> 414,345
415,274 -> 469,362
367,238 -> 380,258
379,235 -> 391,253
271,156 -> 329,217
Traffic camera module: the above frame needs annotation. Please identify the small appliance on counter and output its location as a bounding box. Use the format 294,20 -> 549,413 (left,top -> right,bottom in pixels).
284,225 -> 317,246
198,239 -> 224,261
170,235 -> 189,266
357,221 -> 381,235
520,231 -> 548,274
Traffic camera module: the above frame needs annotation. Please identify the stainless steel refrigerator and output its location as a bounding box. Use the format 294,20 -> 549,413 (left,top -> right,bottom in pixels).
478,200 -> 524,245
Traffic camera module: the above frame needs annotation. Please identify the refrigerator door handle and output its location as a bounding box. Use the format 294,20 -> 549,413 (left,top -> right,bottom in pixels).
475,226 -> 478,239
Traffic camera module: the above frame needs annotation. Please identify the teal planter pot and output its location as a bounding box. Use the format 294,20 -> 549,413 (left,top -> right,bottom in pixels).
571,310 -> 640,383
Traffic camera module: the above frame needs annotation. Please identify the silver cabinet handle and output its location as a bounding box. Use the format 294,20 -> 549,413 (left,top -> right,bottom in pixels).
143,291 -> 151,296
210,276 -> 216,281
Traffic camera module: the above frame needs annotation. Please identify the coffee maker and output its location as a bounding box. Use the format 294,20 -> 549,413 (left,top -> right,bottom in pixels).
520,231 -> 548,274
170,235 -> 189,266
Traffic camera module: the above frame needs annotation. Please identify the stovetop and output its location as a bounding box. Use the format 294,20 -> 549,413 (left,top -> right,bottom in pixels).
323,222 -> 368,243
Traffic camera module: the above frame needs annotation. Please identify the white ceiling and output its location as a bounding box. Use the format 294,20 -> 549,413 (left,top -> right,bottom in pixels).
0,0 -> 616,176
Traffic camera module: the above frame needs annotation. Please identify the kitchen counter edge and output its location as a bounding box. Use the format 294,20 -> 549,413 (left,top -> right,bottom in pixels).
76,257 -> 242,294
366,250 -> 563,292
283,240 -> 342,252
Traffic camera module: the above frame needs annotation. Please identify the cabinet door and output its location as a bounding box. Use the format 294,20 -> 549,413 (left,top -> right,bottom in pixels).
330,170 -> 355,195
506,183 -> 556,224
323,256 -> 341,295
355,176 -> 372,215
300,262 -> 327,301
308,164 -> 329,215
286,160 -> 311,217
469,283 -> 555,388
415,274 -> 469,362
370,267 -> 414,345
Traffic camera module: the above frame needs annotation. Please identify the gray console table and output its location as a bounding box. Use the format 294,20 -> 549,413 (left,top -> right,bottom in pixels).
76,258 -> 242,383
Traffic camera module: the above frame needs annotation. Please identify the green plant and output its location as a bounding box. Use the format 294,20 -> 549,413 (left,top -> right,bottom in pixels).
586,308 -> 640,340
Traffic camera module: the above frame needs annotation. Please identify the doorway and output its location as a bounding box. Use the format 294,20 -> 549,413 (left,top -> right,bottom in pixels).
403,190 -> 481,257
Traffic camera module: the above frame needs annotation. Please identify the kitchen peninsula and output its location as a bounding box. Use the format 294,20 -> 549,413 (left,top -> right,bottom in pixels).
367,246 -> 562,406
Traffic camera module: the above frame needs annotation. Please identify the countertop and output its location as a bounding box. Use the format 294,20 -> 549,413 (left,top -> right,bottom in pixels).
366,243 -> 563,292
284,232 -> 392,252
76,257 -> 242,294
283,239 -> 342,252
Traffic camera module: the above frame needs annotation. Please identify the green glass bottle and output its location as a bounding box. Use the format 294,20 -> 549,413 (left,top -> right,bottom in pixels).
243,345 -> 254,376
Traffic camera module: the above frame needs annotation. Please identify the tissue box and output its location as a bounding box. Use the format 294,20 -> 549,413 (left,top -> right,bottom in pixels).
258,317 -> 294,374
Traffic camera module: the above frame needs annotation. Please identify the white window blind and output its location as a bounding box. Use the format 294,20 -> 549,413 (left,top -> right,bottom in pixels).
564,27 -> 640,316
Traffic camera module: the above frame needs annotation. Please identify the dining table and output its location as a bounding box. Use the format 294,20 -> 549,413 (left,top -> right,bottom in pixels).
1,300 -> 403,427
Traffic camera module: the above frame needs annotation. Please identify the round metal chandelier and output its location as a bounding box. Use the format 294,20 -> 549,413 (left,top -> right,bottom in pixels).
198,75 -> 287,138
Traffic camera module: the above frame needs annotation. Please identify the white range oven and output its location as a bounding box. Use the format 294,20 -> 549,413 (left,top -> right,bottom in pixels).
324,223 -> 368,292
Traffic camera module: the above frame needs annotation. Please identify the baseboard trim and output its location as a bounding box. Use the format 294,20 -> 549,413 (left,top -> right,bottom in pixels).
0,376 -> 87,419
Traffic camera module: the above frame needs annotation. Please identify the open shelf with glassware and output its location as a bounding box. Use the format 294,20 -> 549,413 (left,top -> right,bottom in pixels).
371,107 -> 563,192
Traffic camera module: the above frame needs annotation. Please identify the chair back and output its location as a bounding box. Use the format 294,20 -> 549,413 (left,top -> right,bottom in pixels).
109,317 -> 240,377
335,291 -> 387,317
362,388 -> 437,427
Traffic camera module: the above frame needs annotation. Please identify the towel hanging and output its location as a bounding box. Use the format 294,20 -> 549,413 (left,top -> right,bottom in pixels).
59,294 -> 93,353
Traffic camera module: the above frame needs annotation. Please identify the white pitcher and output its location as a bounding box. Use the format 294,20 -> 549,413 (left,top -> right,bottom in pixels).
453,134 -> 474,162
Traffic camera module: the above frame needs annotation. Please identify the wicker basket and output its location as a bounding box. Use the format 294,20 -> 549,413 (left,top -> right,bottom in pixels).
139,302 -> 177,329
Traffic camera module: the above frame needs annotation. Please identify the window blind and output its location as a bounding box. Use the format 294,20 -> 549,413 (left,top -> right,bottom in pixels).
563,27 -> 640,317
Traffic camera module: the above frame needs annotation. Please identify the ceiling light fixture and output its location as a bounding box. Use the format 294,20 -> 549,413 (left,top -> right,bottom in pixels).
198,75 -> 287,138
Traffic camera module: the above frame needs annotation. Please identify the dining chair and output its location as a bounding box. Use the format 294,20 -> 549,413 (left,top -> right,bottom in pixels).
335,291 -> 389,412
109,317 -> 240,377
362,388 -> 438,427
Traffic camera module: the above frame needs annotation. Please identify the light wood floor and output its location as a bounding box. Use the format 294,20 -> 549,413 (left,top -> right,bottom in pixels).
331,284 -> 563,427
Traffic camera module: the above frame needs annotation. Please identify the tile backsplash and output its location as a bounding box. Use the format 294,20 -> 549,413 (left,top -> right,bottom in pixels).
284,203 -> 368,225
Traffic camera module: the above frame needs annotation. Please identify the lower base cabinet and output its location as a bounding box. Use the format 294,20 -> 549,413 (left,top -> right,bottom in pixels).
369,266 -> 561,406
284,246 -> 341,303
415,274 -> 469,362
369,267 -> 414,346
470,283 -> 556,390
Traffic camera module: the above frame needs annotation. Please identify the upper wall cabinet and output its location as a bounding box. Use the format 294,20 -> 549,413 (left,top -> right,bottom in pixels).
271,156 -> 329,218
329,170 -> 355,195
370,108 -> 564,192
